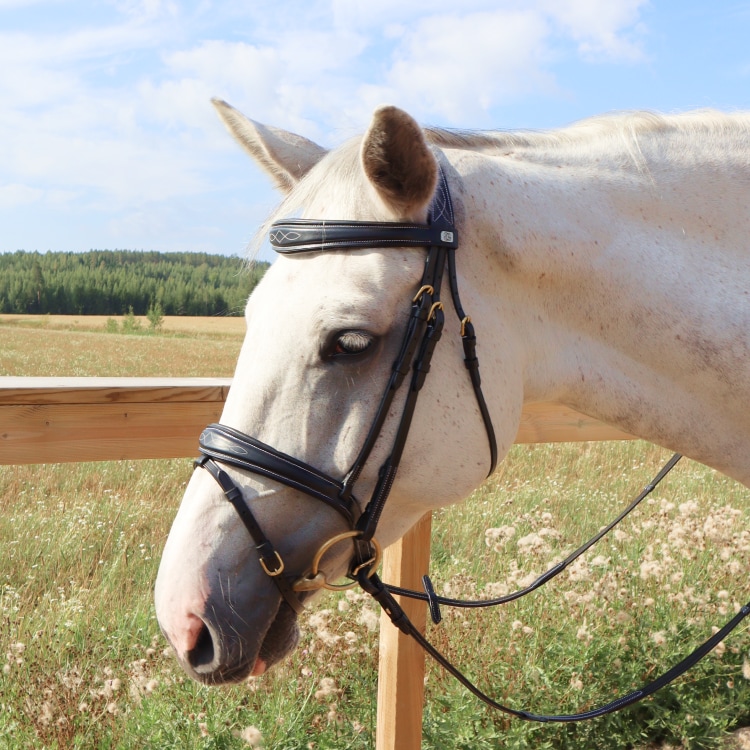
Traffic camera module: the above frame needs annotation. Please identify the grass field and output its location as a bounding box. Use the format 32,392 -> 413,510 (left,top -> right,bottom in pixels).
0,315 -> 245,378
2,317 -> 750,749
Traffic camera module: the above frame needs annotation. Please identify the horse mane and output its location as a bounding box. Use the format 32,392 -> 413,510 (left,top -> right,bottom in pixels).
423,109 -> 750,153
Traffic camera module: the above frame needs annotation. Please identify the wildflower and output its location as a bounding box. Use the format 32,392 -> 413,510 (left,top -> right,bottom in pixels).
569,675 -> 584,690
326,703 -> 343,726
484,581 -> 509,598
199,722 -> 209,737
651,631 -> 667,647
742,659 -> 750,680
639,560 -> 663,580
484,525 -> 516,549
102,678 -> 121,698
357,607 -> 380,632
576,623 -> 592,643
516,532 -> 548,556
39,701 -> 54,726
241,725 -> 263,747
315,677 -> 338,701
567,558 -> 591,582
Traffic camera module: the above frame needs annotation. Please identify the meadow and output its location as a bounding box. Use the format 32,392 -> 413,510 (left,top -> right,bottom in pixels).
2,316 -> 750,749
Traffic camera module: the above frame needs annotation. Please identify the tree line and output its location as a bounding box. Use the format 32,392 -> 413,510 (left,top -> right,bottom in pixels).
0,250 -> 269,316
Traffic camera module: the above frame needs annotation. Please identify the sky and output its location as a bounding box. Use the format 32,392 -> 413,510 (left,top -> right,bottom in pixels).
2,1 -> 750,262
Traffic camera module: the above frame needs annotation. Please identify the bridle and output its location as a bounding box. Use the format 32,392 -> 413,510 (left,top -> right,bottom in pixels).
193,161 -> 750,723
196,163 -> 496,610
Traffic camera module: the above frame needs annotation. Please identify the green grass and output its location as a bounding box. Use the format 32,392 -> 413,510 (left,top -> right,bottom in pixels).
2,322 -> 750,748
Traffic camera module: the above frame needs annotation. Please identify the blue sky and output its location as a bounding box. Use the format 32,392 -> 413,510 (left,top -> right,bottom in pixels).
1,1 -> 749,262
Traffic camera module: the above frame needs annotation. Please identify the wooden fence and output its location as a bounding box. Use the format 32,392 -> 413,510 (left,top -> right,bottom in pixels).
0,377 -> 633,749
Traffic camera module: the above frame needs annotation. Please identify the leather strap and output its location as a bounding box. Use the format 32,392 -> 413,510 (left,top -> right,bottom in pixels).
359,568 -> 750,723
270,219 -> 458,254
194,454 -> 307,614
199,424 -> 358,525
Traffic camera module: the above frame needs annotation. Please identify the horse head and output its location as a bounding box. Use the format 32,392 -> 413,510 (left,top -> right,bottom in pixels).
154,101 -> 516,684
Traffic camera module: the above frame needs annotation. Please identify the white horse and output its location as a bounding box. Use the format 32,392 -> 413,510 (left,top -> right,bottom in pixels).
155,100 -> 750,685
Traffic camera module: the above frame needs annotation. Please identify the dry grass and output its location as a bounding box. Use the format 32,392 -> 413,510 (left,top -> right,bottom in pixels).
0,314 -> 246,336
0,318 -> 244,378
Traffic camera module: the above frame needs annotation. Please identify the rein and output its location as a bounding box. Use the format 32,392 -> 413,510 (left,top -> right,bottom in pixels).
193,163 -> 750,722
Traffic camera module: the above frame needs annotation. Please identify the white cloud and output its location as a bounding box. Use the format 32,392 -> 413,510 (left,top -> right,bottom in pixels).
0,183 -> 43,208
365,10 -> 557,124
544,0 -> 649,62
0,0 -> 652,254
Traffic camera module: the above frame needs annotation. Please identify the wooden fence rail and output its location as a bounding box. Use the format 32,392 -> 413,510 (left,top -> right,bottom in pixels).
0,377 -> 634,749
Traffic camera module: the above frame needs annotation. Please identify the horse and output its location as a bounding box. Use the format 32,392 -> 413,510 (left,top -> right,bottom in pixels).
155,99 -> 750,687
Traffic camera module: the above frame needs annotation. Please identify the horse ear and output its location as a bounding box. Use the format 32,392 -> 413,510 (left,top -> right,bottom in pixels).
212,99 -> 327,194
361,106 -> 438,219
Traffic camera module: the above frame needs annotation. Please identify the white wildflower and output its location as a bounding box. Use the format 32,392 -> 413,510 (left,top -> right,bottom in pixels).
315,677 -> 338,701
357,607 -> 380,632
241,725 -> 263,747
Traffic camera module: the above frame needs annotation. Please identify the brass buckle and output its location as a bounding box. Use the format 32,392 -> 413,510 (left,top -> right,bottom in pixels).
412,285 -> 434,303
292,531 -> 382,592
259,550 -> 285,577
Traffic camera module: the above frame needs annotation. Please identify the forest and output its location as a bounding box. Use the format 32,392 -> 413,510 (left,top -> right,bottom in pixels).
0,250 -> 268,316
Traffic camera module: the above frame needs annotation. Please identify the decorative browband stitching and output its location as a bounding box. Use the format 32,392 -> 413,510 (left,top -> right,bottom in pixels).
269,219 -> 458,254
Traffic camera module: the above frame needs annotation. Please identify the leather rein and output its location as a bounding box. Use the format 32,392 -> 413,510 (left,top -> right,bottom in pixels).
193,164 -> 750,722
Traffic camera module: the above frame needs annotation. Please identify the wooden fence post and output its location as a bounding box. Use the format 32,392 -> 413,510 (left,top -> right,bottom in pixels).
376,512 -> 433,750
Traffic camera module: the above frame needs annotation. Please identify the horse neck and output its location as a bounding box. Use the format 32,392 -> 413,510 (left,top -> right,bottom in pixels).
448,131 -> 750,485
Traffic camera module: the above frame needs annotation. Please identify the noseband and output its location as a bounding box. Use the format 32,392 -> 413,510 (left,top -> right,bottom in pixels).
192,162 -> 750,723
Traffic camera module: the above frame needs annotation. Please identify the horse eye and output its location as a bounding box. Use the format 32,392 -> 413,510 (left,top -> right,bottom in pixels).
332,330 -> 374,357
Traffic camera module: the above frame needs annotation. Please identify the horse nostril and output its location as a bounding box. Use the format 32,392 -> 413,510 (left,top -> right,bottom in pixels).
186,621 -> 216,670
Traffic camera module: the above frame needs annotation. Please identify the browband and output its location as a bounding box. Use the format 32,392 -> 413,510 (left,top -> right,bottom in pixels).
270,219 -> 458,254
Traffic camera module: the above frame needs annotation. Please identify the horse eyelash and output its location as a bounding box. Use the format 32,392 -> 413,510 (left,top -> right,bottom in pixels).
334,331 -> 373,356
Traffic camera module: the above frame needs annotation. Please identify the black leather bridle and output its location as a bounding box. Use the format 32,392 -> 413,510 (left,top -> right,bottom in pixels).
195,165 -> 496,610
193,162 -> 750,722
